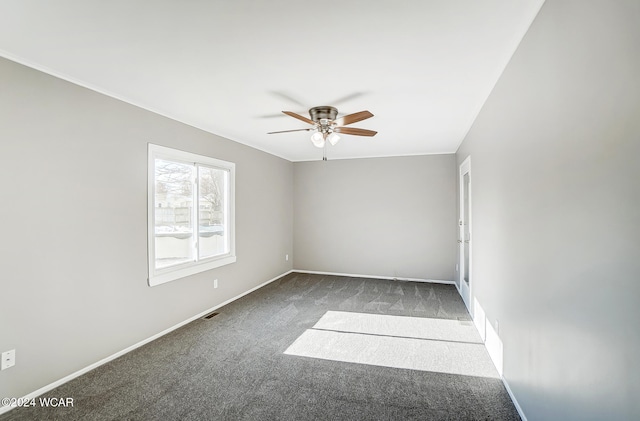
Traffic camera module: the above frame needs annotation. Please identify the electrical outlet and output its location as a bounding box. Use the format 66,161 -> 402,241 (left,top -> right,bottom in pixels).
285,254 -> 289,261
495,319 -> 500,335
455,264 -> 458,272
1,349 -> 15,370
213,279 -> 218,289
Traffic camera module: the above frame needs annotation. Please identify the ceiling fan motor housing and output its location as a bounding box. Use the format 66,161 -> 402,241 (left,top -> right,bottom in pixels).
309,106 -> 338,122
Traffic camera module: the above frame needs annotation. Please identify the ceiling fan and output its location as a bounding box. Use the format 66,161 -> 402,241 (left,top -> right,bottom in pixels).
268,106 -> 377,158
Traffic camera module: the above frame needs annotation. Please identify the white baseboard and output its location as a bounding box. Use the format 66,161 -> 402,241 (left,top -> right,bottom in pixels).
468,297 -> 527,421
292,269 -> 455,285
502,376 -> 527,421
0,269 -> 293,416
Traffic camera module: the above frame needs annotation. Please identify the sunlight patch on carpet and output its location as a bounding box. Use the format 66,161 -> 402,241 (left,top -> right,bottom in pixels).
284,311 -> 499,378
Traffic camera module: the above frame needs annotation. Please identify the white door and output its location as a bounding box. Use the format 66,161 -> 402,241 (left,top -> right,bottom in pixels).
459,157 -> 472,312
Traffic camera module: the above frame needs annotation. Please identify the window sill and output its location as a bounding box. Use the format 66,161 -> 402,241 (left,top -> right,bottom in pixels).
148,255 -> 236,287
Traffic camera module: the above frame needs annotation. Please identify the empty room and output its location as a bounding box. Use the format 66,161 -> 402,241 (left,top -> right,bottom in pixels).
0,1 -> 638,420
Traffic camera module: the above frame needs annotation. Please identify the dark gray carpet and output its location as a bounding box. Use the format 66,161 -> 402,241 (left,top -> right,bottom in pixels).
1,273 -> 521,420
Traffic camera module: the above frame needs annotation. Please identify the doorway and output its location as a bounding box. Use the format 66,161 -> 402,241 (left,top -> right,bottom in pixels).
459,156 -> 472,312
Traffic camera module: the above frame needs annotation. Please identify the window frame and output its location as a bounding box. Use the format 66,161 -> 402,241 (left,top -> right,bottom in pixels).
147,143 -> 236,287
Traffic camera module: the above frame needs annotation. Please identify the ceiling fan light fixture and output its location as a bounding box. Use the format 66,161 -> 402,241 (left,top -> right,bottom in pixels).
311,131 -> 325,148
327,132 -> 340,145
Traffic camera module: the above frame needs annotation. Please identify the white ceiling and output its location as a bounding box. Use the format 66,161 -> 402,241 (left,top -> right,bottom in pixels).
0,0 -> 544,161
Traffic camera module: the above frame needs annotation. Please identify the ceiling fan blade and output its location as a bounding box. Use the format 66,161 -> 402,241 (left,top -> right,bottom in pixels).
334,127 -> 377,137
333,127 -> 378,136
282,111 -> 315,125
334,110 -> 373,126
269,91 -> 306,107
267,128 -> 312,134
329,92 -> 365,106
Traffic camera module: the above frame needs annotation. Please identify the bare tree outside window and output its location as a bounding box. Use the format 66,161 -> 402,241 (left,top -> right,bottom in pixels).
198,166 -> 227,258
153,159 -> 228,268
198,166 -> 225,225
154,159 -> 194,268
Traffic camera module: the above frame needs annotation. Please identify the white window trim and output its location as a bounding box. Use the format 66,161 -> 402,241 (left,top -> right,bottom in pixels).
147,143 -> 236,287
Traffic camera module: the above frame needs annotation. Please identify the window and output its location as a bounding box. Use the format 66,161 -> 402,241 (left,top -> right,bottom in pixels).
148,144 -> 235,286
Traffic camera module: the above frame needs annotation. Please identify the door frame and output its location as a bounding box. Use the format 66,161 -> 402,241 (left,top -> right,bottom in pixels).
459,156 -> 472,313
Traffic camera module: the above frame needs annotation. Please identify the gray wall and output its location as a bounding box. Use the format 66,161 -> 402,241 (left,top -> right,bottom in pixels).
0,57 -> 293,400
456,1 -> 640,420
294,155 -> 457,281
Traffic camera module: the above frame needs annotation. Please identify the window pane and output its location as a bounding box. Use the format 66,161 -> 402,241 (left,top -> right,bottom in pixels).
198,165 -> 227,259
154,159 -> 194,269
